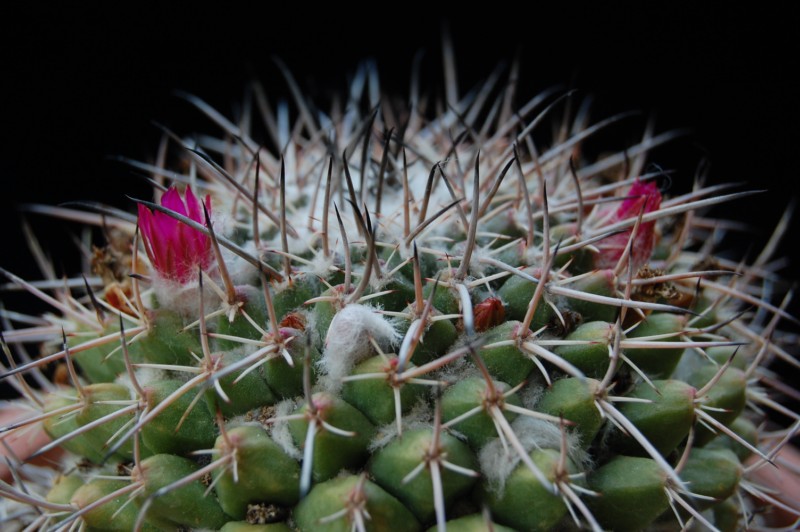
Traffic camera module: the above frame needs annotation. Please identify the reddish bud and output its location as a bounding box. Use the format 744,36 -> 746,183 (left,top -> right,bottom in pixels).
474,297 -> 505,331
279,311 -> 307,331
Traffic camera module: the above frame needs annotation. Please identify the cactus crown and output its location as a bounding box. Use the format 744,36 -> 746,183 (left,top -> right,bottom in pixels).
1,54 -> 797,531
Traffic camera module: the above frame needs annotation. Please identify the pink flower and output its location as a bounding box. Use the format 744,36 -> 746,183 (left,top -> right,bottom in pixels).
595,180 -> 662,270
138,186 -> 213,283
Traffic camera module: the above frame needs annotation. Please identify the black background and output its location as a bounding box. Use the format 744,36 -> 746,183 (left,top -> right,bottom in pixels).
2,5 -> 798,409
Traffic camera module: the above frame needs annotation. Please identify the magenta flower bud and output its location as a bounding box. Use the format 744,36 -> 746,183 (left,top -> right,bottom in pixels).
595,179 -> 662,270
137,186 -> 213,283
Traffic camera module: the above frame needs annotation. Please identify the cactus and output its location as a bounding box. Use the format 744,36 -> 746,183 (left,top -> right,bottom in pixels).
1,55 -> 798,532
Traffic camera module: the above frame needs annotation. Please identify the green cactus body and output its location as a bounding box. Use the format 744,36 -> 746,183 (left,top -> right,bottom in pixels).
137,454 -> 229,529
536,377 -> 604,448
73,382 -> 141,461
678,447 -> 742,510
587,456 -> 670,531
610,379 -> 696,456
479,321 -> 536,386
441,376 -> 522,450
497,267 -> 555,329
212,425 -> 301,519
141,380 -> 218,454
293,475 -> 421,532
369,428 -> 479,523
1,52 -> 797,532
483,448 -> 580,531
42,392 -> 109,463
288,392 -> 376,482
426,514 -> 517,531
70,479 -> 162,531
340,355 -> 425,426
553,321 -> 614,378
623,313 -> 687,378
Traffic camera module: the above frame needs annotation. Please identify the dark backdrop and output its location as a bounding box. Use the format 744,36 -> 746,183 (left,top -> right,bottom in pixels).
2,5 -> 798,415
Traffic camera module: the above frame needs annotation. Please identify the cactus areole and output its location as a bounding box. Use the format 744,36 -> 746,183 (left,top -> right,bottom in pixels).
1,54 -> 798,532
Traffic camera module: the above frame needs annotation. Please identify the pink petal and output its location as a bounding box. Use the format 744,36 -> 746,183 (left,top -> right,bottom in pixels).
137,204 -> 157,266
594,180 -> 662,271
161,187 -> 189,217
617,180 -> 661,220
184,186 -> 204,224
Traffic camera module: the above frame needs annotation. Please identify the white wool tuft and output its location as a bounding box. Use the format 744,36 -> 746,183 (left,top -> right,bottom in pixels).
304,251 -> 340,280
222,241 -> 260,286
518,380 -> 546,410
269,398 -> 302,459
368,399 -> 432,451
479,416 -> 584,495
319,304 -> 399,388
434,355 -> 477,385
478,439 -> 521,496
150,274 -> 218,317
126,366 -> 169,387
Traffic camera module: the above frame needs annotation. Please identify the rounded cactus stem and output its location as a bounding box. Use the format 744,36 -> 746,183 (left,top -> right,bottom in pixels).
369,427 -> 479,524
610,379 -> 696,456
482,448 -> 579,531
536,377 -> 605,448
287,391 -> 376,483
710,498 -> 743,532
441,376 -> 522,450
293,475 -> 421,532
41,392 -> 108,463
705,416 -> 760,461
340,355 -> 425,426
73,382 -> 140,460
550,223 -> 592,272
45,473 -> 84,505
622,313 -> 687,378
689,364 -> 748,445
69,322 -> 128,383
215,285 -> 269,348
678,447 -> 742,510
553,321 -> 615,378
136,453 -> 229,529
561,269 -> 619,323
706,344 -> 748,370
141,379 -> 217,454
212,425 -> 301,519
312,285 -> 348,341
272,274 -> 325,322
496,267 -> 555,329
586,456 -> 670,531
395,306 -> 459,366
426,514 -> 517,531
220,523 -> 294,531
421,275 -> 461,317
70,478 -> 160,531
203,351 -> 278,417
261,329 -> 319,398
479,321 -> 537,386
132,308 -> 203,366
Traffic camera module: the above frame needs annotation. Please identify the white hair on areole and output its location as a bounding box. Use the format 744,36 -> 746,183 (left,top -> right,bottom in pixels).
318,304 -> 399,390
479,416 -> 585,496
269,398 -> 302,460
